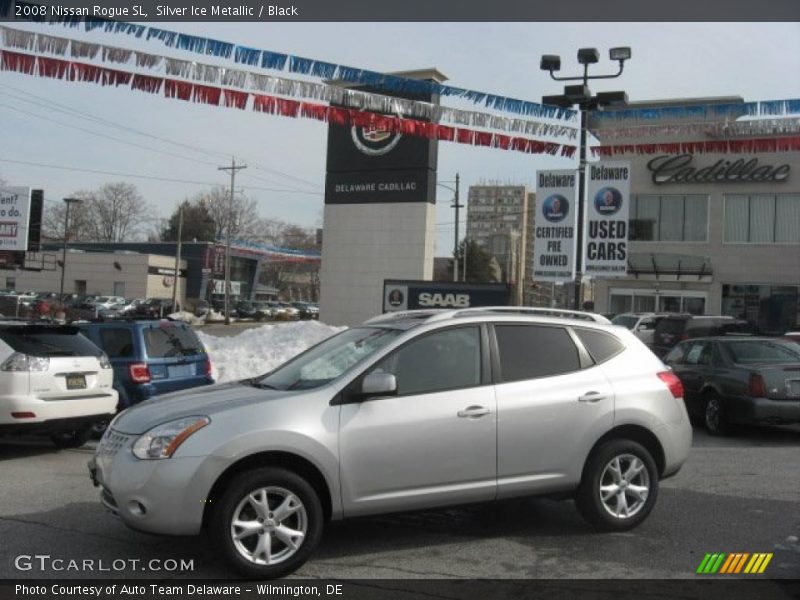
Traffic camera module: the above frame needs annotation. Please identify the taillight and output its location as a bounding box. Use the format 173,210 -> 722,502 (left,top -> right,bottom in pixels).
657,371 -> 684,399
204,357 -> 212,376
129,363 -> 151,384
680,332 -> 689,341
11,412 -> 36,419
748,373 -> 767,397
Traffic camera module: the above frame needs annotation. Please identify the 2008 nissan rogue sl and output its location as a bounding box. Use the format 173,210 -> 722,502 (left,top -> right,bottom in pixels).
89,307 -> 692,579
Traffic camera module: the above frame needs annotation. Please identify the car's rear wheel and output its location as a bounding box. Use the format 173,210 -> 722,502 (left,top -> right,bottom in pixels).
209,467 -> 323,579
704,392 -> 730,436
50,426 -> 91,449
575,439 -> 659,531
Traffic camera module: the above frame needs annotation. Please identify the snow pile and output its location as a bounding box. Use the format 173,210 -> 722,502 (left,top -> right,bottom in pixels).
198,321 -> 345,382
205,309 -> 235,323
167,311 -> 205,325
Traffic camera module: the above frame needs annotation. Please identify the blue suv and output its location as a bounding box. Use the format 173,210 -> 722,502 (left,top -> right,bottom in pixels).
78,320 -> 214,409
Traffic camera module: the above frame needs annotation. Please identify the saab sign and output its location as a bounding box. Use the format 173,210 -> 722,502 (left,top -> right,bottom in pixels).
383,280 -> 511,312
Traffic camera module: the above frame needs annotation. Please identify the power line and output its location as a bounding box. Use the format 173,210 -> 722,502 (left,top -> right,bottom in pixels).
0,83 -> 323,192
0,157 -> 323,196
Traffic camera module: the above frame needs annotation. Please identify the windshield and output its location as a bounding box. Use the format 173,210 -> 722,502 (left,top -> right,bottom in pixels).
725,340 -> 800,364
0,326 -> 102,357
611,315 -> 638,329
256,326 -> 404,391
143,325 -> 205,358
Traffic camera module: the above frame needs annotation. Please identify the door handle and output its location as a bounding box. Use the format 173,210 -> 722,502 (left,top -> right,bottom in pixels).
457,405 -> 491,418
578,391 -> 606,403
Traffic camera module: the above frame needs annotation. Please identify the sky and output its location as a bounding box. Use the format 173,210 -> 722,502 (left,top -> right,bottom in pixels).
1,21 -> 799,255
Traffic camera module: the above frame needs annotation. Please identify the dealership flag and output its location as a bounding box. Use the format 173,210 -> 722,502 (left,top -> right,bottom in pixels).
533,170 -> 578,282
584,161 -> 631,277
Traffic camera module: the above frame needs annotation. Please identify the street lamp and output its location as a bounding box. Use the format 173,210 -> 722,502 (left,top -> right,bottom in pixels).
540,47 -> 631,310
437,174 -> 461,282
59,197 -> 82,300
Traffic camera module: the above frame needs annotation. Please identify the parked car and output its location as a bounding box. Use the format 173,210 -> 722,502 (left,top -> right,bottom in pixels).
784,331 -> 800,345
279,302 -> 301,320
93,296 -> 127,310
651,314 -> 752,357
194,300 -> 210,318
97,302 -> 128,321
78,320 -> 213,411
253,302 -> 274,320
0,321 -> 117,448
135,298 -> 177,319
265,301 -> 287,319
235,301 -> 260,320
664,336 -> 800,435
90,306 -> 691,579
292,302 -> 319,320
611,312 -> 668,346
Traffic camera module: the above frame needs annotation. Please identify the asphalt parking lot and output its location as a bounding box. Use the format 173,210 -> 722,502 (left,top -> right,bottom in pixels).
1,424 -> 799,580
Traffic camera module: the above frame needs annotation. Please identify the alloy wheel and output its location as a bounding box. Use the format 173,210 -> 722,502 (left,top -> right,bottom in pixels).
598,453 -> 651,519
230,486 -> 307,565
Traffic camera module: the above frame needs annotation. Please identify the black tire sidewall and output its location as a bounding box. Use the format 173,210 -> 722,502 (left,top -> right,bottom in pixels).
50,427 -> 90,449
576,439 -> 659,531
704,393 -> 729,436
210,467 -> 324,579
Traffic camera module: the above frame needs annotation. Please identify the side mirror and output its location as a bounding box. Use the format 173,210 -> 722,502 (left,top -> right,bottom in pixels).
361,373 -> 397,398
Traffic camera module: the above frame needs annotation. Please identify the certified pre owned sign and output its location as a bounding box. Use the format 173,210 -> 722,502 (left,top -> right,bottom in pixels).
351,125 -> 403,156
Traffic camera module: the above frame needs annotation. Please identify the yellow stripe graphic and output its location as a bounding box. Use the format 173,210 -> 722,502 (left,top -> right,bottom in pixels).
743,554 -> 759,573
720,554 -> 736,574
749,553 -> 767,574
758,554 -> 773,574
734,553 -> 749,573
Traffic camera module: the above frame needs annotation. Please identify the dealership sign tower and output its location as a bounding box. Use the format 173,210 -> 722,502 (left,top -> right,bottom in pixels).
319,70 -> 444,326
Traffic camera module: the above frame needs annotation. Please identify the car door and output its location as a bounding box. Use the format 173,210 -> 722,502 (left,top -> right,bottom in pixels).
491,324 -> 615,497
676,341 -> 711,399
338,325 -> 496,517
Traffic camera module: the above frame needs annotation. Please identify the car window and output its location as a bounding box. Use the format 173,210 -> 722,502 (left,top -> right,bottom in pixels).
663,344 -> 687,365
611,315 -> 638,329
143,325 -> 204,358
684,342 -> 709,365
495,325 -> 580,382
656,318 -> 687,336
574,328 -> 625,364
725,340 -> 800,364
370,327 -> 481,396
639,318 -> 656,330
0,326 -> 101,357
100,328 -> 134,358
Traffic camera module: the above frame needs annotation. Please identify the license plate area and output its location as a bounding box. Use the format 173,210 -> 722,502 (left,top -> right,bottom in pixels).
65,374 -> 87,390
787,379 -> 800,398
168,364 -> 193,378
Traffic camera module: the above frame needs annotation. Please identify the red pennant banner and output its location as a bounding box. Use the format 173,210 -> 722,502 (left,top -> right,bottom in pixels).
223,89 -> 249,110
0,49 -> 35,74
37,56 -> 70,79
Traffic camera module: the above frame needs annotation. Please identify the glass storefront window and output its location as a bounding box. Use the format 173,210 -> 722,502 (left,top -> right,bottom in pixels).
610,290 -> 706,315
722,284 -> 799,335
630,195 -> 709,242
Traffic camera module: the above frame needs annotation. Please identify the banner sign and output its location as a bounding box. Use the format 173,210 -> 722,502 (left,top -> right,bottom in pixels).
533,170 -> 578,282
0,186 -> 31,251
584,162 -> 630,277
383,280 -> 510,312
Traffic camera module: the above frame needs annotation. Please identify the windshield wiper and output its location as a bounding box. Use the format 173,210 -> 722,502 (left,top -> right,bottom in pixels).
243,378 -> 281,390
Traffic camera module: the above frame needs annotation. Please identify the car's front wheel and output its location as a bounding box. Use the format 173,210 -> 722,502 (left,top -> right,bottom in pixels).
704,392 -> 730,436
575,439 -> 659,531
50,426 -> 91,449
209,467 -> 323,579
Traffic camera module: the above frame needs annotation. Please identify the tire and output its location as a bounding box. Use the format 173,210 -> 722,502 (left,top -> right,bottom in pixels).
704,392 -> 730,436
575,439 -> 659,531
50,426 -> 91,449
209,467 -> 323,579
90,419 -> 110,439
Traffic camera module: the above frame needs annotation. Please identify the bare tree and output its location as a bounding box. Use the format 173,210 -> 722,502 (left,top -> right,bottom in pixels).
197,186 -> 262,241
43,182 -> 151,242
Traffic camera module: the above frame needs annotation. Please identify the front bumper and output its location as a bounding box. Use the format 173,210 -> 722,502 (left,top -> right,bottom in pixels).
89,430 -> 223,536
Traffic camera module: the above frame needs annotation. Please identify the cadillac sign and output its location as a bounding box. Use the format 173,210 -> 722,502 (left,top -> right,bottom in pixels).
647,154 -> 790,184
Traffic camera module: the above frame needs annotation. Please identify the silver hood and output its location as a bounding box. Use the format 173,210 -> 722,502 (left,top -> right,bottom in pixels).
111,381 -> 289,434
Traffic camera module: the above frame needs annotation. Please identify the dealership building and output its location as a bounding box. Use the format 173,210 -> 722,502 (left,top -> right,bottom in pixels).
589,96 -> 800,334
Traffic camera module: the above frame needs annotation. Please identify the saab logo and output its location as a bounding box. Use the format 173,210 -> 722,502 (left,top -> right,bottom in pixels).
696,552 -> 773,575
351,124 -> 402,157
417,293 -> 470,308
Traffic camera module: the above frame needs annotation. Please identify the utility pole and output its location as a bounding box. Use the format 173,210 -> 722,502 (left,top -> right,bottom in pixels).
171,204 -> 183,314
452,173 -> 462,282
218,158 -> 247,325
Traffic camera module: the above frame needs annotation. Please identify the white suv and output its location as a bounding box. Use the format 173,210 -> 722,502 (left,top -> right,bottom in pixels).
0,322 -> 118,448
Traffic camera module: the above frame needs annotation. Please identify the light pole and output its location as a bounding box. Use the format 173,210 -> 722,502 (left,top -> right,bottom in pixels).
59,197 -> 82,300
218,158 -> 247,325
540,47 -> 631,310
437,174 -> 461,281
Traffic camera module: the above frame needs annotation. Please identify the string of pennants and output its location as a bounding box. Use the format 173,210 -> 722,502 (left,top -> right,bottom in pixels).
0,49 -> 575,157
3,8 -> 577,122
0,25 -> 579,140
590,118 -> 800,139
591,137 -> 800,157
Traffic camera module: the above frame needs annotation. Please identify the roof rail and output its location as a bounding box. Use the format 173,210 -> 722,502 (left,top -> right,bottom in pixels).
428,306 -> 611,324
364,310 -> 442,324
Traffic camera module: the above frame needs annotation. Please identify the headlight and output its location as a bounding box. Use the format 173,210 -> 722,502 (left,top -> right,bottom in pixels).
132,416 -> 210,460
98,353 -> 112,369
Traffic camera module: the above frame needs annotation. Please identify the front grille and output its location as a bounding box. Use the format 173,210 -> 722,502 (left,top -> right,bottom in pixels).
97,430 -> 132,456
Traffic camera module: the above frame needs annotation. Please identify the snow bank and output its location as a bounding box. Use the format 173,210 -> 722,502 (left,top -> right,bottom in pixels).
167,311 -> 205,325
198,321 -> 345,382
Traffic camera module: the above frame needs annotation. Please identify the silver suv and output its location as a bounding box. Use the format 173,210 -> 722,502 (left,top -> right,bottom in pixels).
89,307 -> 692,579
